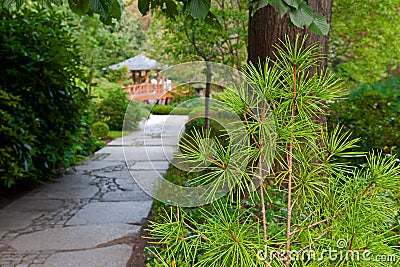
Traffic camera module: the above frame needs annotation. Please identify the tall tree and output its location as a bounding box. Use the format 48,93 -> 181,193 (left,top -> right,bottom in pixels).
145,2 -> 247,68
248,0 -> 332,69
138,0 -> 331,61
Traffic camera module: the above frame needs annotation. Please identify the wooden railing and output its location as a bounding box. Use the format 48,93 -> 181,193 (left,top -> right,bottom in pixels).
124,83 -> 172,101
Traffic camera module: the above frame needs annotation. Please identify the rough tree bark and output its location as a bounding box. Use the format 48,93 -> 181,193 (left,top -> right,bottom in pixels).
247,0 -> 332,70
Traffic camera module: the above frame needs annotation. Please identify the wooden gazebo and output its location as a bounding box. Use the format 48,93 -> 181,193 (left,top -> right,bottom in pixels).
108,55 -> 174,103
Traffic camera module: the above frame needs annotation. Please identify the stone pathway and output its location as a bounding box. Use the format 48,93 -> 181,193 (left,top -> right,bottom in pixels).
0,115 -> 188,267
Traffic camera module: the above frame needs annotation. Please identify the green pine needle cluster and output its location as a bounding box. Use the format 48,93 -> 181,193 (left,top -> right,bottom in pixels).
146,36 -> 400,267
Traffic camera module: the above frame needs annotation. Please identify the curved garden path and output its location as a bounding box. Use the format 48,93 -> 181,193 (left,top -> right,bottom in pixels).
0,115 -> 187,267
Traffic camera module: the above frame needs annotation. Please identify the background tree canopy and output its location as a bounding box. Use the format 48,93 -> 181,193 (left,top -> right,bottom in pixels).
144,0 -> 248,68
330,0 -> 400,84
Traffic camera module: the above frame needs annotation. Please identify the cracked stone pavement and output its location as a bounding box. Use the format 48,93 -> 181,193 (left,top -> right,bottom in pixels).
0,115 -> 188,267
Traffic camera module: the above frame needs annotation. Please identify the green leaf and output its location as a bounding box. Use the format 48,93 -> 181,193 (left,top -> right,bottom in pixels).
204,11 -> 221,29
187,0 -> 211,20
289,1 -> 313,27
89,0 -> 110,17
282,0 -> 301,9
68,0 -> 90,16
99,0 -> 121,25
249,0 -> 270,12
138,0 -> 150,15
309,12 -> 329,36
270,0 -> 288,17
162,0 -> 178,18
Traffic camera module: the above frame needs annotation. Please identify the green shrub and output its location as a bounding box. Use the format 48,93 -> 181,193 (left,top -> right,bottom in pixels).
188,106 -> 205,117
328,77 -> 400,162
0,5 -> 95,187
92,122 -> 110,139
150,104 -> 191,115
94,85 -> 148,131
96,85 -> 129,130
150,105 -> 174,114
105,66 -> 130,84
171,107 -> 190,115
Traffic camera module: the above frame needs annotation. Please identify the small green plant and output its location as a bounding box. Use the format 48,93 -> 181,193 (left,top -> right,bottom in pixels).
151,105 -> 175,115
92,85 -> 148,131
146,36 -> 400,266
91,122 -> 109,139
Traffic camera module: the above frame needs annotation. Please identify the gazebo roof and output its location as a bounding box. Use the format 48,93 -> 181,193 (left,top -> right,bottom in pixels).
108,55 -> 167,71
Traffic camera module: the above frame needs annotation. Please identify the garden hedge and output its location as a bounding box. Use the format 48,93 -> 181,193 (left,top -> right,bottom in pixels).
0,5 -> 96,187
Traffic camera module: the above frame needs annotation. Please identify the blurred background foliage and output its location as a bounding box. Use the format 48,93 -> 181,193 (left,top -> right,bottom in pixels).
1,0 -> 399,189
330,0 -> 400,85
328,77 -> 400,165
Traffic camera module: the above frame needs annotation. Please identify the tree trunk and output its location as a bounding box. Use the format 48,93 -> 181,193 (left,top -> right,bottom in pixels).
248,0 -> 332,128
247,0 -> 332,70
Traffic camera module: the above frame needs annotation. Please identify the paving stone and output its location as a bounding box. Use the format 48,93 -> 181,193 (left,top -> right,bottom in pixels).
0,115 -> 188,263
9,224 -> 139,251
121,136 -> 182,147
129,161 -> 170,171
129,170 -> 162,193
0,211 -> 42,231
91,169 -> 133,180
25,175 -> 98,199
100,190 -> 152,202
75,160 -> 126,172
3,199 -> 63,212
95,146 -> 175,162
115,178 -> 140,190
44,244 -> 132,267
66,201 -> 152,225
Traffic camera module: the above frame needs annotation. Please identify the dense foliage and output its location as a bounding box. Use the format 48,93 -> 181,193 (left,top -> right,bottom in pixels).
330,0 -> 400,84
328,77 -> 400,163
145,1 -> 248,68
139,0 -> 329,36
0,5 -> 96,187
66,9 -> 145,90
87,80 -> 150,131
6,0 -> 122,25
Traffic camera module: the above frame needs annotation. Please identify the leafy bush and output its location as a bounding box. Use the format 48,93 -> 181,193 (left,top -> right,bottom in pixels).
150,105 -> 174,115
150,104 -> 191,115
328,77 -> 400,162
171,107 -> 190,115
94,85 -> 148,131
92,122 -> 110,139
105,66 -> 131,85
187,106 -> 205,117
0,5 -> 95,187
